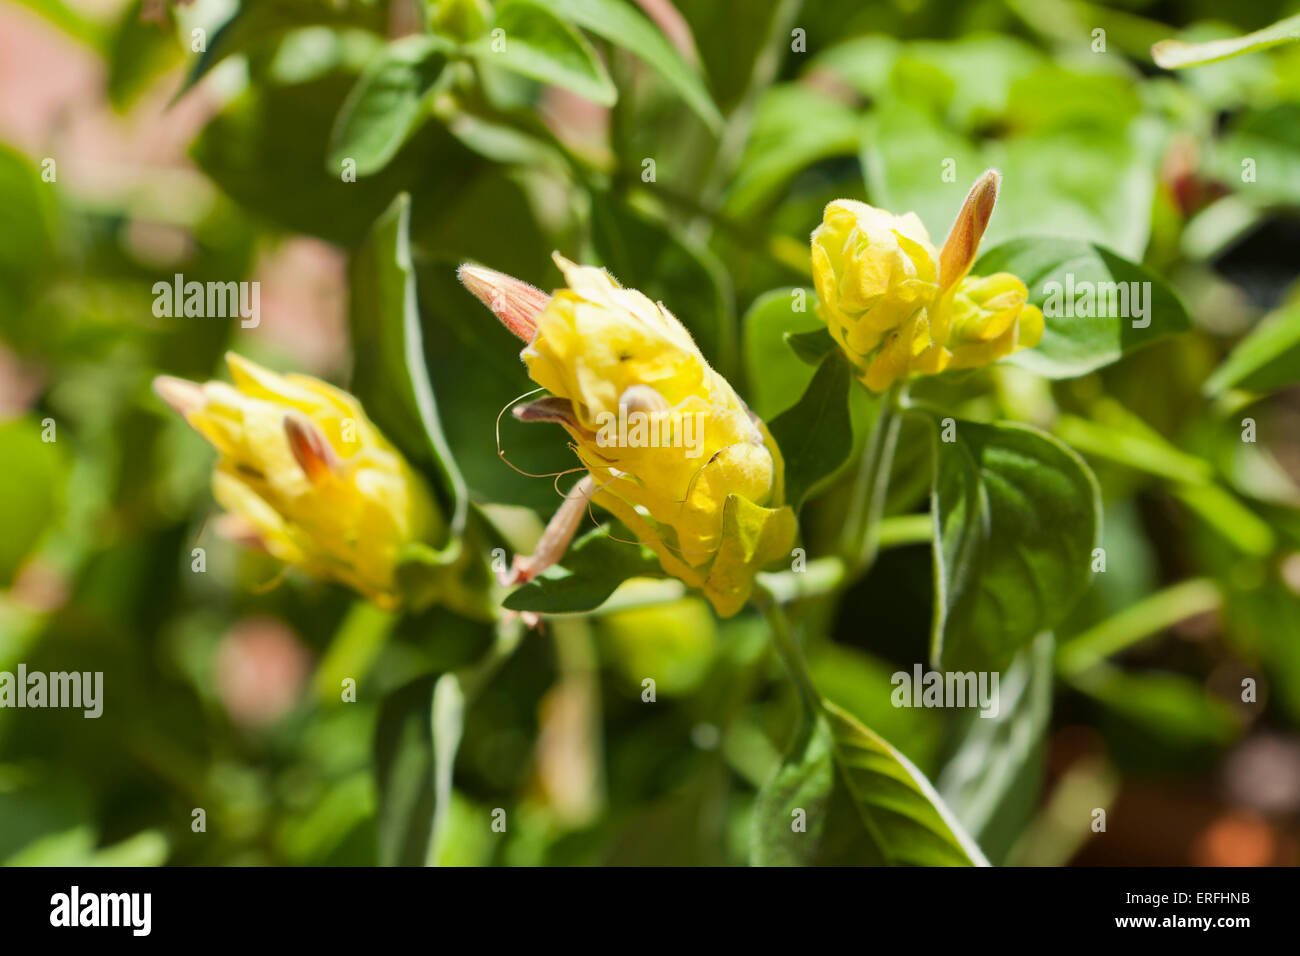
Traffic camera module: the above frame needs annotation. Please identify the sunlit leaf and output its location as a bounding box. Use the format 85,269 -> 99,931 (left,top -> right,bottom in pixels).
350,193 -> 467,539
767,350 -> 852,511
328,36 -> 451,177
974,238 -> 1191,379
549,0 -> 722,130
753,701 -> 988,866
929,418 -> 1100,672
938,633 -> 1053,863
1153,14 -> 1300,69
472,0 -> 616,106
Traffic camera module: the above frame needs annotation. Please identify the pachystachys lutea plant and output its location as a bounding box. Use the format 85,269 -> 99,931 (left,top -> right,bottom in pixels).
459,253 -> 797,617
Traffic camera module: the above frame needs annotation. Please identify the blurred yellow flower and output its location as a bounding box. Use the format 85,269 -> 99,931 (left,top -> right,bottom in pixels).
153,353 -> 441,609
461,255 -> 796,616
811,171 -> 1042,391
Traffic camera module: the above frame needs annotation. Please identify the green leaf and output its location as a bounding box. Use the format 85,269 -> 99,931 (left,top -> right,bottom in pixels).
373,622 -> 519,867
739,287 -> 822,419
107,1 -> 184,109
767,350 -> 852,511
807,643 -> 944,775
408,177 -> 573,515
804,35 -> 901,100
1153,14 -> 1300,69
1057,578 -> 1222,677
182,0 -> 387,93
753,701 -> 988,866
1224,580 -> 1300,725
473,1 -> 615,106
3,827 -> 166,866
1205,301 -> 1300,396
862,95 -> 1159,260
429,673 -> 466,865
192,67 -> 488,244
373,674 -> 440,866
87,830 -> 170,867
328,36 -> 450,177
723,85 -> 859,216
549,0 -> 721,130
0,146 -> 57,330
937,632 -> 1053,864
785,328 -> 836,367
673,0 -> 782,112
973,238 -> 1191,379
1054,411 -> 1213,486
503,526 -> 662,614
861,103 -> 979,248
929,419 -> 1100,672
0,419 -> 68,587
1067,664 -> 1240,748
350,193 -> 467,540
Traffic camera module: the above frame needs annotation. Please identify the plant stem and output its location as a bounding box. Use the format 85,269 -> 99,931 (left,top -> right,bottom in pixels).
842,381 -> 907,574
1056,578 -> 1222,677
754,583 -> 821,721
757,556 -> 844,605
876,512 -> 932,550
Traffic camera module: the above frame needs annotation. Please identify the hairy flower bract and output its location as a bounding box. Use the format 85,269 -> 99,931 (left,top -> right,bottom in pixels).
513,254 -> 796,616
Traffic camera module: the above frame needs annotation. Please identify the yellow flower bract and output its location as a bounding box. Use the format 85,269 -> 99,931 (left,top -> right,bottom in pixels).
173,353 -> 441,608
522,255 -> 796,616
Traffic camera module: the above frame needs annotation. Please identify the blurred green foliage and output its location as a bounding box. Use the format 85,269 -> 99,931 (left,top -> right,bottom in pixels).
2,0 -> 1300,866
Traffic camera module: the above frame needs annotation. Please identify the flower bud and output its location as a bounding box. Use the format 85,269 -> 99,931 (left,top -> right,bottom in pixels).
457,262 -> 550,341
154,353 -> 442,609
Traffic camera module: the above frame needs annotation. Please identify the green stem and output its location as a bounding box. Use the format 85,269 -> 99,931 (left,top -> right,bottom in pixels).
1056,578 -> 1222,677
313,601 -> 396,705
876,513 -> 932,550
842,381 -> 907,574
757,556 -> 844,605
754,583 -> 821,720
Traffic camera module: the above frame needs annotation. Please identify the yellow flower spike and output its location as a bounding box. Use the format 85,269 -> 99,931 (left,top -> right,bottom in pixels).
153,353 -> 443,609
811,170 -> 1043,391
810,199 -> 940,385
461,253 -> 796,617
